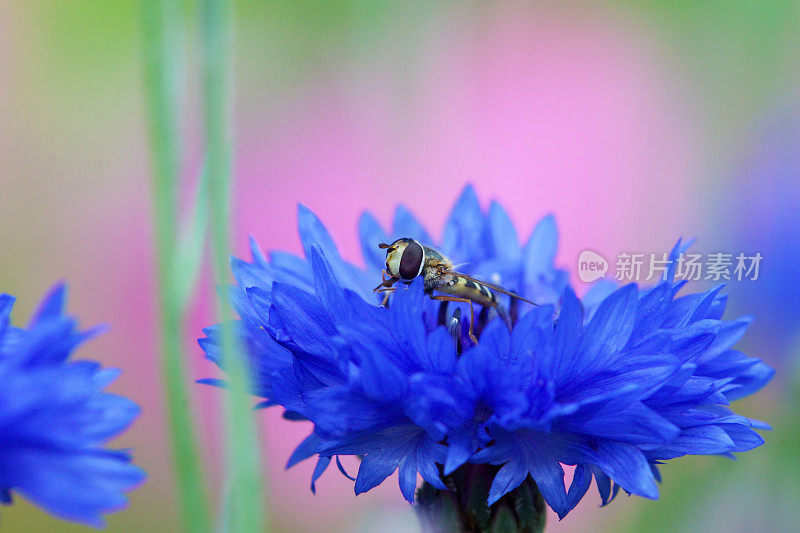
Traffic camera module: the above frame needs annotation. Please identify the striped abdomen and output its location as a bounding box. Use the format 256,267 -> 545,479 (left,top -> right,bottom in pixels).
437,276 -> 497,308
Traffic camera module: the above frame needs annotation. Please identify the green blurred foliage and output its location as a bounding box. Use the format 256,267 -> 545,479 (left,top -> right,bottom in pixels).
618,0 -> 800,151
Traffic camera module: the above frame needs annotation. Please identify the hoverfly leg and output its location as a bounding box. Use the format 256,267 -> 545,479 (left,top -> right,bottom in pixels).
380,288 -> 394,307
374,271 -> 398,307
467,302 -> 478,344
432,295 -> 478,344
373,270 -> 396,292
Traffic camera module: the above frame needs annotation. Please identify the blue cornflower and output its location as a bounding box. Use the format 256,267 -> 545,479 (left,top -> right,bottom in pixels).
200,185 -> 772,523
0,284 -> 145,527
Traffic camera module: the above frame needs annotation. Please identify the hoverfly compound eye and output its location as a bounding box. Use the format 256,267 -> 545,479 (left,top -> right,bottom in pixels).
399,240 -> 424,280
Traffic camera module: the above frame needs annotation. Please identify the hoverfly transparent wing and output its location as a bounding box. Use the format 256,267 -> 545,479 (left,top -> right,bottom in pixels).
444,269 -> 538,306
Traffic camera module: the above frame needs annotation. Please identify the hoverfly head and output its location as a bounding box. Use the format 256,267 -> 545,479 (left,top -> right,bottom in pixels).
382,238 -> 425,280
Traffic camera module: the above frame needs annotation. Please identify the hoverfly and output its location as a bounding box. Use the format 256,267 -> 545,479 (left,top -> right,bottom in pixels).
374,238 -> 536,343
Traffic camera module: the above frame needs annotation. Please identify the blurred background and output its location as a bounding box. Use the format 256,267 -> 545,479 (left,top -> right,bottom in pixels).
1,1 -> 798,531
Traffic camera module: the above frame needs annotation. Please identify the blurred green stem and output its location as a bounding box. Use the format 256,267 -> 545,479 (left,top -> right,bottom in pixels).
200,0 -> 269,531
417,464 -> 546,533
142,1 -> 211,532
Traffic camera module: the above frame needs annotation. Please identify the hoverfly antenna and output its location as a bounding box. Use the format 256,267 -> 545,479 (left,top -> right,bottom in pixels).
378,242 -> 390,249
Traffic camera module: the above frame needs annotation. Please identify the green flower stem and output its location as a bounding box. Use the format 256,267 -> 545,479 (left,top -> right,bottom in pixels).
142,1 -> 211,531
416,465 -> 546,533
200,0 -> 270,531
